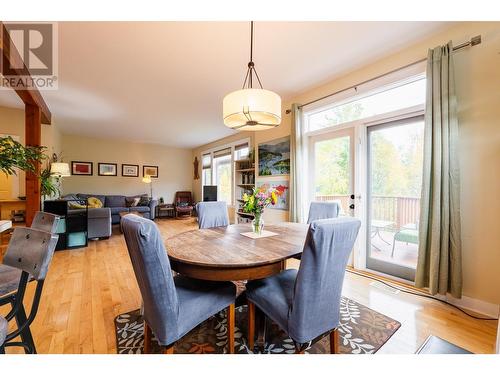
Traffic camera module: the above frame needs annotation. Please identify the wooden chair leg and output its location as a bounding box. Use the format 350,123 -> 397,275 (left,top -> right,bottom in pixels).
295,342 -> 306,354
143,321 -> 152,354
247,301 -> 255,352
330,328 -> 340,354
164,345 -> 174,354
227,303 -> 235,354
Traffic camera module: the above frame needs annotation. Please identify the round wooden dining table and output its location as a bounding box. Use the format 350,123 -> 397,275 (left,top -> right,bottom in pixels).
165,223 -> 309,281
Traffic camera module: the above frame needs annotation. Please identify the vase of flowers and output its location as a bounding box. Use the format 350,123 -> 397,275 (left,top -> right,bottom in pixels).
242,187 -> 280,235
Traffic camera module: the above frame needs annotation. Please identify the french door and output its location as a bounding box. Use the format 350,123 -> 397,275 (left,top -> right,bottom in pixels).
365,115 -> 424,281
309,127 -> 356,217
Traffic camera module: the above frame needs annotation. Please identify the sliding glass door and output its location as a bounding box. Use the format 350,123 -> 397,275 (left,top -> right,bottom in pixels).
309,128 -> 355,216
366,116 -> 424,280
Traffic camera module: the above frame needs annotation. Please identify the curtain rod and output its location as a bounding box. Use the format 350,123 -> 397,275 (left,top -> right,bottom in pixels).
286,35 -> 481,113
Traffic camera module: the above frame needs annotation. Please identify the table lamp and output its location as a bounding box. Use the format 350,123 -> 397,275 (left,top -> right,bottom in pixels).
50,162 -> 71,198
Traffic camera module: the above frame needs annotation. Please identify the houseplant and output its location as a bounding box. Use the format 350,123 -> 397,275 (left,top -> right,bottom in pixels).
242,187 -> 280,235
0,136 -> 46,176
40,161 -> 59,199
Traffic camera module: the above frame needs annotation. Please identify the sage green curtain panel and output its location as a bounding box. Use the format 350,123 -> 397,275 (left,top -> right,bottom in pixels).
290,104 -> 305,223
415,42 -> 463,298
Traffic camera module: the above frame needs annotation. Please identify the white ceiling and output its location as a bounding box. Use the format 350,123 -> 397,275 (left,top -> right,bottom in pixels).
0,22 -> 455,148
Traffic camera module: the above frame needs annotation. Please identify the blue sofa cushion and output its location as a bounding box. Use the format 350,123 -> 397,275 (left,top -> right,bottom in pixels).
106,195 -> 127,208
132,206 -> 151,214
110,207 -> 128,215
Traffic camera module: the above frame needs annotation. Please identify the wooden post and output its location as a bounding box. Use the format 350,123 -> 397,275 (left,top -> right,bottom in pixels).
25,103 -> 42,226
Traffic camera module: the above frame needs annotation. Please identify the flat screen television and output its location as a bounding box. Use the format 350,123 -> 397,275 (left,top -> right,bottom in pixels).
203,185 -> 217,202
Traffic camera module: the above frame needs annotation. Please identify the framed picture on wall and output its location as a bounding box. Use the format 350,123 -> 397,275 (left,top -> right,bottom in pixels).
71,161 -> 93,176
98,163 -> 118,176
257,180 -> 289,210
143,165 -> 159,178
122,164 -> 139,177
258,136 -> 290,176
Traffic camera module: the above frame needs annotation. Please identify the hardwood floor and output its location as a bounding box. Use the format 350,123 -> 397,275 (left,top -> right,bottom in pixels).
1,218 -> 497,354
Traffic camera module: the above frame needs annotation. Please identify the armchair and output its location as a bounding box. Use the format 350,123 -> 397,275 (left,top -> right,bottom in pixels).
174,191 -> 194,218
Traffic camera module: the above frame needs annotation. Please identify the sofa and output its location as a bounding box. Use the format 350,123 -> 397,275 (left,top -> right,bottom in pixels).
63,193 -> 157,239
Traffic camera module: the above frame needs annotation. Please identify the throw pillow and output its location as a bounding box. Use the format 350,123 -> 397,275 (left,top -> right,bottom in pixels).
87,197 -> 103,208
138,195 -> 151,207
68,202 -> 87,209
125,197 -> 140,207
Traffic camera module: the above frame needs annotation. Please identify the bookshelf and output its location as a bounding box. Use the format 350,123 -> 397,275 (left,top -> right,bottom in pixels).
234,159 -> 255,224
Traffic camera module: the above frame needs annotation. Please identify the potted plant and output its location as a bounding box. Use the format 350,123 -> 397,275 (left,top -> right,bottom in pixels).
0,136 -> 46,176
40,161 -> 59,200
242,187 -> 281,235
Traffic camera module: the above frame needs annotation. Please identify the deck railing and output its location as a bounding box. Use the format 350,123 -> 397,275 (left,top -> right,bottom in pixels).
315,194 -> 420,229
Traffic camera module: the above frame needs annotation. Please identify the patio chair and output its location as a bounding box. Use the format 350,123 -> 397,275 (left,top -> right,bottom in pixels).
391,223 -> 419,257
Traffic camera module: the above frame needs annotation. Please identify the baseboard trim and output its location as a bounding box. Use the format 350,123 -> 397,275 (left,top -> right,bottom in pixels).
348,267 -> 499,319
443,294 -> 499,319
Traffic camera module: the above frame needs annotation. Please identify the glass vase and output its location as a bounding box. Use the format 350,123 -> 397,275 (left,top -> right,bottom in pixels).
252,213 -> 264,235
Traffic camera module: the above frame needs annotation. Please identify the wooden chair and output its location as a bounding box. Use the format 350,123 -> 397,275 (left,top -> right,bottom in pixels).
122,214 -> 236,354
246,217 -> 361,354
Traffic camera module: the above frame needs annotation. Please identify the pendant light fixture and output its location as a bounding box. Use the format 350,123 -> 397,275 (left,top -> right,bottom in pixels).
223,22 -> 281,131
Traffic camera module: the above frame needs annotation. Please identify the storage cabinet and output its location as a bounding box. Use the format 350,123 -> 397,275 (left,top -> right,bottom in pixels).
43,200 -> 88,250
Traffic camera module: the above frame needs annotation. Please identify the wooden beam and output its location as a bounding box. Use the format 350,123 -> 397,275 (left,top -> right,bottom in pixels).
25,103 -> 42,226
0,21 -> 52,124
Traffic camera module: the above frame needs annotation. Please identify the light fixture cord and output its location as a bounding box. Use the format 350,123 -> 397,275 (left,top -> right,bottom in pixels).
241,21 -> 263,90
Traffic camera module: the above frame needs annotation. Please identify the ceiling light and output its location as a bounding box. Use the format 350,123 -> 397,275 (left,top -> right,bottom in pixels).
223,22 -> 281,131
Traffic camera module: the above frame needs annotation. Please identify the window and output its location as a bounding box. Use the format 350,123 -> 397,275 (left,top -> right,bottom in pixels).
306,76 -> 426,132
202,153 -> 212,187
213,148 -> 232,205
234,143 -> 249,161
200,139 -> 250,206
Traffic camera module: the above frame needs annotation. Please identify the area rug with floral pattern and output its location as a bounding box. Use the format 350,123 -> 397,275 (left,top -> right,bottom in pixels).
114,297 -> 400,354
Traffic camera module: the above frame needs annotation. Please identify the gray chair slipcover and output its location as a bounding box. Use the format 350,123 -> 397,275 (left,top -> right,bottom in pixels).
0,265 -> 21,297
246,217 -> 361,344
3,228 -> 58,281
196,201 -> 229,229
1,212 -> 59,297
307,202 -> 341,224
121,214 -> 236,346
1,227 -> 58,353
0,316 -> 7,347
31,212 -> 59,234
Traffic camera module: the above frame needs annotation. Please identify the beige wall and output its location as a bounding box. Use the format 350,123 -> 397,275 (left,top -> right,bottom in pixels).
0,105 -> 62,198
192,22 -> 500,305
62,133 -> 192,203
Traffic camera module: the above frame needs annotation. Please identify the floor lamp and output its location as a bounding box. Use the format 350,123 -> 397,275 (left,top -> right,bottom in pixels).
142,175 -> 153,199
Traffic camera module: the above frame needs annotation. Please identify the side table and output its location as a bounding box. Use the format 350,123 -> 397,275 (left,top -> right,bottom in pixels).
156,204 -> 175,219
